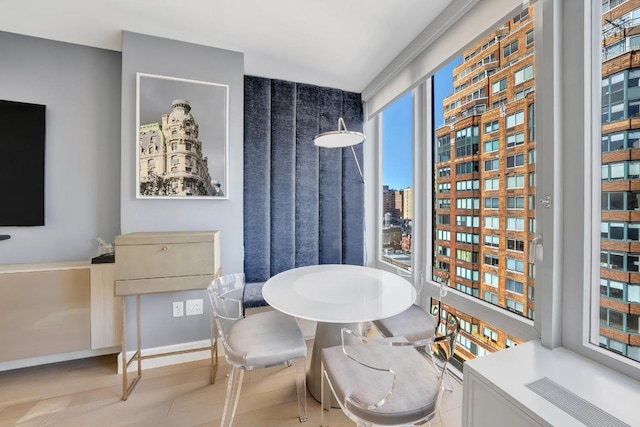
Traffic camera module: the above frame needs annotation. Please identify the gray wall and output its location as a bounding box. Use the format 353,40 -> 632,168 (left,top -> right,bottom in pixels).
0,32 -> 121,264
120,32 -> 244,348
120,31 -> 244,273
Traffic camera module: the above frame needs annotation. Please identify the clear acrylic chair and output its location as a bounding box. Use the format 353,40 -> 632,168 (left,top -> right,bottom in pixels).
320,312 -> 459,427
372,272 -> 455,392
207,273 -> 308,426
372,272 -> 449,342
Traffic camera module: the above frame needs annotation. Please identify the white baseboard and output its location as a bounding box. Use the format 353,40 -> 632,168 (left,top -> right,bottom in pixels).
117,339 -> 215,374
0,346 -> 121,372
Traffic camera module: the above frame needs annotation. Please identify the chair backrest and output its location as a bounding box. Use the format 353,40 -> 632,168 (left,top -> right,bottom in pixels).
428,311 -> 459,379
207,273 -> 245,346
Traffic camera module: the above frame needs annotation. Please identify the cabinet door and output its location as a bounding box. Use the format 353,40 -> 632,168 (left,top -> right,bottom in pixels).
90,264 -> 122,349
0,269 -> 91,362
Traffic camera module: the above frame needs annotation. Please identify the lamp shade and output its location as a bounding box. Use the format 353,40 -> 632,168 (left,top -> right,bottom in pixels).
313,117 -> 365,148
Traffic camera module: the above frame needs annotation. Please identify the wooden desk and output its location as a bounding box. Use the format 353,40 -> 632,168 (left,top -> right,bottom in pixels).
114,230 -> 221,400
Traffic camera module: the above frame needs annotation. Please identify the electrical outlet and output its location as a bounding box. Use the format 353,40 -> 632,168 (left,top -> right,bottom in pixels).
172,301 -> 184,317
186,298 -> 204,316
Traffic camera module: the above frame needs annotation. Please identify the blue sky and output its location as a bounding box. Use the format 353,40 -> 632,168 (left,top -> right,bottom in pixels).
382,56 -> 462,190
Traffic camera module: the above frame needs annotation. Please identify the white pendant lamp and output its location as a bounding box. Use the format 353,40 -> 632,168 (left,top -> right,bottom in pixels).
313,117 -> 366,148
313,117 -> 365,180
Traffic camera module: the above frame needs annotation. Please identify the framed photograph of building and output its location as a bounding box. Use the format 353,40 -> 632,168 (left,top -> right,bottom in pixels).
136,73 -> 229,199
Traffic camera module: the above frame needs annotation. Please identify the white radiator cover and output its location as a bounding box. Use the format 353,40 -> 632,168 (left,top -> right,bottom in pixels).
462,340 -> 640,427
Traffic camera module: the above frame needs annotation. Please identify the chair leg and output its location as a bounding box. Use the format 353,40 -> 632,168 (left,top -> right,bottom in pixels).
221,366 -> 244,427
320,362 -> 330,427
443,370 -> 454,393
294,357 -> 308,422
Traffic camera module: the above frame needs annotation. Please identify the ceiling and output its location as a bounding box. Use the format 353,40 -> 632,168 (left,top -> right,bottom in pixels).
0,0 -> 454,93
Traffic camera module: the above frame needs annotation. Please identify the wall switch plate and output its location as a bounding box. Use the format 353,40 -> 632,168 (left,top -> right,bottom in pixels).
172,301 -> 184,317
186,298 -> 204,316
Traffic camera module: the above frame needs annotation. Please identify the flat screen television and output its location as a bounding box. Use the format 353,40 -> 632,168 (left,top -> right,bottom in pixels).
0,100 -> 46,226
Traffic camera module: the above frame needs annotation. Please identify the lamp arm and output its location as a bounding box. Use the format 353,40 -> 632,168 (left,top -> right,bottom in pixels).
350,146 -> 364,182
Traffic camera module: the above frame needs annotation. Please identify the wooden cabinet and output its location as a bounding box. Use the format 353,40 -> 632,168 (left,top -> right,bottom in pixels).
0,262 -> 91,363
114,230 -> 220,295
90,263 -> 121,349
113,230 -> 221,400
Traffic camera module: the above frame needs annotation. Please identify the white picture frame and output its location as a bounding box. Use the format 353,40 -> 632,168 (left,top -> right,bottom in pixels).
135,72 -> 229,199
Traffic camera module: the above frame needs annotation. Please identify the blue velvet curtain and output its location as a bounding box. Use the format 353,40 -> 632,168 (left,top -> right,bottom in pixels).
244,76 -> 364,282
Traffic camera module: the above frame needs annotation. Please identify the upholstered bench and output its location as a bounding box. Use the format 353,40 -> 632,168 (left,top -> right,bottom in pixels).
243,281 -> 269,309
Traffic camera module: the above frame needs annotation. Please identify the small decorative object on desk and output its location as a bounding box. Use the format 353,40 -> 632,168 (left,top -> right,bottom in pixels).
92,237 -> 115,264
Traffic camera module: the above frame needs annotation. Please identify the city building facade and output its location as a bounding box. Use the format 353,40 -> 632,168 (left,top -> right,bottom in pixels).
139,99 -> 217,196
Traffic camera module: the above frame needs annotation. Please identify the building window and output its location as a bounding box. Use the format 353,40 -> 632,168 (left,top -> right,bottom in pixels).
484,254 -> 500,267
457,232 -> 479,245
507,217 -> 525,231
437,214 -> 450,225
484,197 -> 500,209
485,216 -> 500,229
507,196 -> 525,209
514,65 -> 533,85
506,133 -> 525,148
485,235 -> 500,248
484,120 -> 499,134
492,78 -> 507,94
457,198 -> 480,209
438,166 -> 451,177
457,249 -> 479,263
507,238 -> 525,252
484,158 -> 500,171
485,139 -> 499,153
456,161 -> 479,175
528,103 -> 535,141
506,278 -> 524,294
437,134 -> 451,162
503,40 -> 519,58
484,291 -> 499,305
438,183 -> 451,193
507,175 -> 525,189
437,245 -> 451,257
507,154 -> 525,168
456,283 -> 479,297
526,30 -> 534,46
437,199 -> 451,209
436,230 -> 451,242
506,111 -> 524,128
456,266 -> 479,281
515,87 -> 534,101
455,215 -> 478,227
456,127 -> 480,158
485,177 -> 499,190
506,258 -> 525,273
483,327 -> 499,342
456,179 -> 480,191
506,299 -> 524,314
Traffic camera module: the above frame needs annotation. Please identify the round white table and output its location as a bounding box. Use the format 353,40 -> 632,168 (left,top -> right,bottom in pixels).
262,264 -> 416,403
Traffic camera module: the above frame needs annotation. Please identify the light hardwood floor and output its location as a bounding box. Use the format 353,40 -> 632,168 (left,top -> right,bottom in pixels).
0,340 -> 463,427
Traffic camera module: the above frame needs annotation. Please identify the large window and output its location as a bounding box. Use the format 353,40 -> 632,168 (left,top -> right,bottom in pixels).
599,24 -> 640,363
381,93 -> 413,270
370,1 -> 640,380
425,6 -> 536,366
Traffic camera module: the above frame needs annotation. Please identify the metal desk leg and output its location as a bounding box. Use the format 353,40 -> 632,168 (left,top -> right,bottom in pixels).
121,295 -> 142,401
